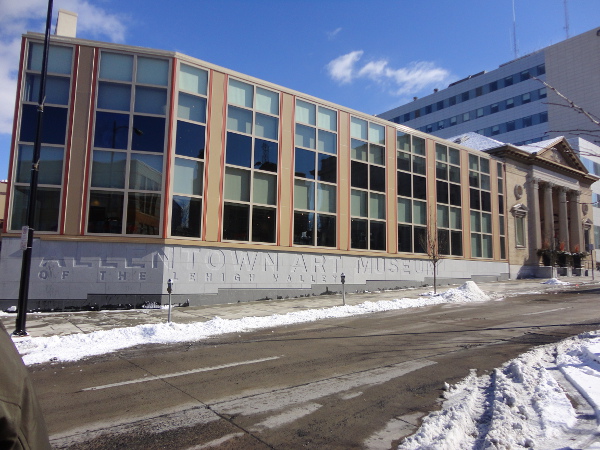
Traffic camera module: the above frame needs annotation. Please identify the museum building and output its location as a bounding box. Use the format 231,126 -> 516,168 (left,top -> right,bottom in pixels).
0,23 -> 595,309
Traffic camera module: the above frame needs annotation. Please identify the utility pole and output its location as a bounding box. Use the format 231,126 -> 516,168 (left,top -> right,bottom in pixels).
14,0 -> 54,336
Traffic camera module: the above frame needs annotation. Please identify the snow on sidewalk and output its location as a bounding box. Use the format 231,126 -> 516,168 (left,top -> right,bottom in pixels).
11,281 -> 490,366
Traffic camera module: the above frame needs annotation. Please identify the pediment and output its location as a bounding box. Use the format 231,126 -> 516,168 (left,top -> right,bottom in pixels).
535,138 -> 587,172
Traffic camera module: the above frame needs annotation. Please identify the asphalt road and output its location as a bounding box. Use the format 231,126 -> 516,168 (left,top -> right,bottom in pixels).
31,286 -> 600,449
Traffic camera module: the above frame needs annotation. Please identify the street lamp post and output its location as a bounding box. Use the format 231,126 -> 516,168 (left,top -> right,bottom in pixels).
14,0 -> 54,336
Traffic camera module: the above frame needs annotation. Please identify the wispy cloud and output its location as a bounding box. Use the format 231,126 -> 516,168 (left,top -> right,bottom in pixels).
326,50 -> 451,96
0,0 -> 128,134
327,27 -> 342,40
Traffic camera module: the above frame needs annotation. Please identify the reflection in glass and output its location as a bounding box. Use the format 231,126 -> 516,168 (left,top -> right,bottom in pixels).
126,193 -> 161,235
317,154 -> 336,183
11,186 -> 60,232
171,196 -> 201,238
98,82 -> 131,111
223,203 -> 249,241
252,206 -> 276,243
295,148 -> 315,179
294,179 -> 314,210
178,93 -> 206,123
91,150 -> 126,188
174,158 -> 203,196
134,86 -> 167,115
87,191 -> 124,234
136,57 -> 169,86
253,139 -> 278,172
295,124 -> 315,149
317,184 -> 336,213
351,139 -> 368,161
316,214 -> 336,247
93,111 -> 129,149
227,106 -> 252,134
21,104 -> 68,145
179,64 -> 208,95
25,75 -> 70,105
129,153 -> 163,191
132,115 -> 165,152
318,130 -> 337,154
255,113 -> 278,140
99,52 -> 133,81
17,145 -> 63,185
226,132 -> 252,167
176,121 -> 205,159
294,212 -> 314,245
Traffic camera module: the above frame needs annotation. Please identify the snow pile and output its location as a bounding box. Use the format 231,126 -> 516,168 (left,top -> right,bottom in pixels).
541,278 -> 571,285
399,335 -> 600,449
12,282 -> 491,365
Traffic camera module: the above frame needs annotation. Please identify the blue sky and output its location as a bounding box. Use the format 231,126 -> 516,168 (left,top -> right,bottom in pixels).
0,0 -> 598,180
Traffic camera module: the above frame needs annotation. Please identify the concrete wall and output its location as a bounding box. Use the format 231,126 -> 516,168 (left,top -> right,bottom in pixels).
0,238 -> 508,310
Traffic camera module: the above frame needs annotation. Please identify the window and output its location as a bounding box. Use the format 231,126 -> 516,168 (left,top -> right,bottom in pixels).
504,75 -> 513,87
171,63 -> 209,238
350,117 -> 386,250
506,98 -> 514,109
461,91 -> 470,102
515,216 -> 525,247
397,132 -> 427,254
88,51 -> 169,235
435,144 -> 462,256
520,70 -> 530,81
489,81 -> 498,92
294,100 -> 337,247
475,86 -> 483,97
12,42 -> 73,232
497,162 -> 506,259
522,92 -> 531,104
223,79 -> 280,243
469,154 -> 493,258
490,103 -> 499,114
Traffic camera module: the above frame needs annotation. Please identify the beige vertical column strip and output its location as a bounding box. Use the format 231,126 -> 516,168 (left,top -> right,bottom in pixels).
337,111 -> 350,251
278,93 -> 293,247
385,125 -> 397,254
529,177 -> 542,255
557,186 -> 569,250
543,182 -> 554,247
64,45 -> 94,235
461,150 -> 472,258
569,190 -> 583,251
203,71 -> 226,242
489,158 -> 500,260
426,138 -> 436,245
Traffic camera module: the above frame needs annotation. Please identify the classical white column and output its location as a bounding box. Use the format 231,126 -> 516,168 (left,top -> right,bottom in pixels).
557,186 -> 569,251
542,182 -> 554,247
569,190 -> 583,252
529,178 -> 542,252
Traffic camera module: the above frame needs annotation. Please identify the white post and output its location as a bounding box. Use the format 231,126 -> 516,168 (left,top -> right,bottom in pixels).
341,273 -> 346,306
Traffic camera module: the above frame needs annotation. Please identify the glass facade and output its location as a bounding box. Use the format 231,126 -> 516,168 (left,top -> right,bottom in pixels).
469,154 -> 493,258
293,99 -> 337,247
88,51 -> 169,235
223,78 -> 279,243
11,43 -> 73,232
435,143 -> 463,256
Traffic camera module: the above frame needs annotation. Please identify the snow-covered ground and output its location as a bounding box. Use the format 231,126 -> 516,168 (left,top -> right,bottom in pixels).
6,279 -> 600,448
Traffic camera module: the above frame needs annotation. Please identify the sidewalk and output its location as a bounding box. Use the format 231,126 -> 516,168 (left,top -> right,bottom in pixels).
1,276 -> 597,338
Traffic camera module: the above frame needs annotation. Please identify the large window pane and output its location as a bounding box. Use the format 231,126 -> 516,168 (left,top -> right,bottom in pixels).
20,104 -> 67,145
171,195 -> 201,238
129,153 -> 163,191
98,82 -> 131,111
296,124 -> 316,149
397,172 -> 411,197
316,214 -> 336,247
318,107 -> 337,131
451,231 -> 463,256
351,219 -> 368,249
370,221 -> 386,250
398,224 -> 412,252
317,154 -> 336,183
28,44 -> 73,74
414,227 -> 426,253
17,145 -> 63,185
370,193 -> 385,219
132,115 -> 165,152
253,172 -> 277,205
135,86 -> 167,115
437,180 -> 449,204
351,189 -> 367,217
25,74 -> 70,105
317,184 -> 336,213
413,201 -> 427,225
296,100 -> 315,125
127,193 -> 161,235
369,145 -> 385,165
252,206 -> 276,243
93,111 -> 129,149
318,130 -> 337,154
397,151 -> 410,171
481,213 -> 492,233
178,93 -> 206,123
224,167 -> 250,201
254,139 -> 278,172
295,148 -> 315,179
294,212 -> 314,245
179,64 -> 208,95
450,207 -> 462,229
229,79 -> 253,108
87,191 -> 124,234
369,123 -> 385,144
256,88 -> 279,115
11,186 -> 60,232
91,150 -> 126,188
397,133 -> 410,152
412,137 -> 425,155
173,158 -> 203,195
350,117 -> 367,140
413,156 -> 426,175
99,52 -> 133,81
227,106 -> 252,134
351,161 -> 368,189
370,166 -> 385,192
136,57 -> 169,86
472,235 -> 482,257
398,197 -> 411,222
437,205 -> 449,228
351,139 -> 368,161
223,203 -> 249,241
294,179 -> 314,210
176,121 -> 205,159
471,212 -> 481,232
255,113 -> 278,140
226,132 -> 252,167
413,175 -> 427,200
482,234 -> 493,258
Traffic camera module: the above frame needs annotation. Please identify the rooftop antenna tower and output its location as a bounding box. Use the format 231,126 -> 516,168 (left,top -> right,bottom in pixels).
564,0 -> 570,39
512,0 -> 519,58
